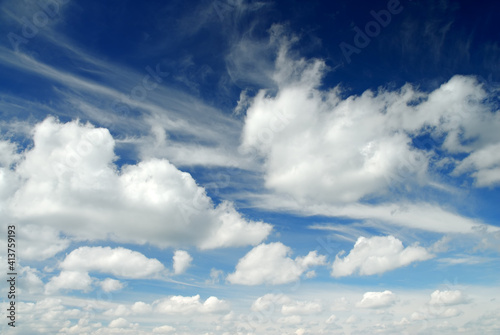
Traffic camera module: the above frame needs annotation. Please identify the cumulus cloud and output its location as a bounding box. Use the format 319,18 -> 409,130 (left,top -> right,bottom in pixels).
2,117 -> 272,255
109,318 -> 130,328
240,40 -> 500,205
45,271 -> 93,294
172,250 -> 193,275
100,278 -> 125,292
60,246 -> 166,279
154,295 -> 229,315
227,242 -> 326,285
17,224 -> 70,261
331,235 -> 433,277
18,265 -> 44,294
429,290 -> 468,306
356,290 -> 397,309
131,301 -> 153,314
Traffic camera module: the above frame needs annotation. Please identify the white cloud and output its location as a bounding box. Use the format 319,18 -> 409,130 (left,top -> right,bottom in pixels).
453,143 -> 500,187
152,325 -> 176,333
17,224 -> 70,261
131,302 -> 153,314
104,304 -> 132,317
227,242 -> 326,285
281,300 -> 322,315
109,318 -> 130,328
332,235 -> 433,277
240,41 -> 500,217
18,265 -> 44,294
429,290 -> 468,306
154,295 -> 229,315
60,246 -> 166,279
325,314 -> 337,324
251,293 -> 292,312
2,117 -> 272,255
100,278 -> 125,292
173,250 -> 193,275
45,271 -> 93,294
207,268 -> 224,284
438,308 -> 463,318
356,290 -> 397,309
250,293 -> 321,322
252,189 -> 493,235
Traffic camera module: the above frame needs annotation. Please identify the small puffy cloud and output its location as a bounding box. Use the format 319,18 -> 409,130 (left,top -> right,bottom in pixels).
45,271 -> 93,294
429,290 -> 468,306
3,117 -> 272,254
331,235 -> 433,277
60,246 -> 165,279
206,268 -> 224,284
173,250 -> 193,275
131,301 -> 153,314
356,290 -> 397,309
153,325 -> 176,333
154,295 -> 229,315
438,308 -> 463,318
100,278 -> 125,292
227,242 -> 326,285
104,305 -> 131,317
109,318 -> 130,328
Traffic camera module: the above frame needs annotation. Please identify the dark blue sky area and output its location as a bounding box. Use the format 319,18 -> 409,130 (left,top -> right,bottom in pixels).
5,0 -> 499,112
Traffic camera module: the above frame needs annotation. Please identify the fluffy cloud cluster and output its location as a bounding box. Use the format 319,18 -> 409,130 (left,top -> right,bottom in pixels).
332,235 -> 433,277
101,295 -> 229,318
45,246 -> 164,294
356,290 -> 397,309
0,117 -> 272,259
154,295 -> 229,315
227,242 -> 326,285
60,246 -> 166,278
240,46 -> 500,205
45,270 -> 93,294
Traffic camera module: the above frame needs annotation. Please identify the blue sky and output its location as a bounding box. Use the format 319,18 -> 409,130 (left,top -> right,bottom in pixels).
1,0 -> 500,334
